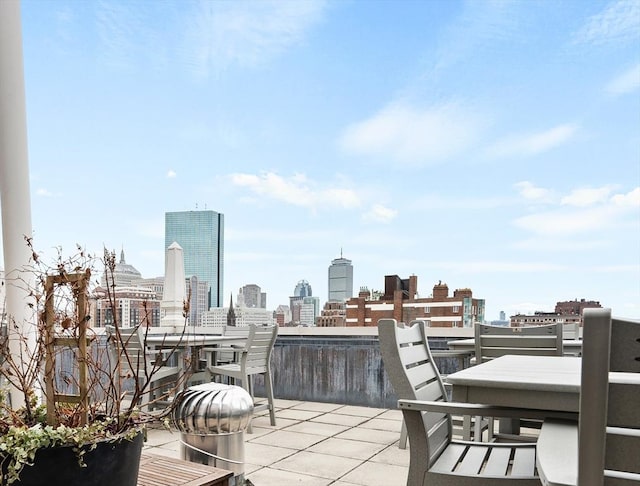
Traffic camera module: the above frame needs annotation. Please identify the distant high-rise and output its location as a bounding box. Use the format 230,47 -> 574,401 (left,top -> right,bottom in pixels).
293,280 -> 312,297
290,280 -> 312,324
100,248 -> 141,288
238,284 -> 266,309
328,253 -> 353,302
165,210 -> 224,308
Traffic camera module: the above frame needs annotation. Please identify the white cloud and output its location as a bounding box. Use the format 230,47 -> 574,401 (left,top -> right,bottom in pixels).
593,264 -> 640,273
514,186 -> 639,238
572,0 -> 640,46
362,204 -> 397,224
436,261 -> 567,273
340,103 -> 486,165
486,123 -> 578,158
512,238 -> 607,252
611,187 -> 640,207
226,227 -> 333,242
430,1 -> 522,78
166,170 -> 177,178
561,185 -> 615,207
514,207 -> 614,236
412,194 -> 508,211
36,188 -> 56,197
514,181 -> 552,202
229,172 -> 361,210
183,0 -> 327,77
509,302 -> 555,315
606,63 -> 640,95
96,2 -> 149,69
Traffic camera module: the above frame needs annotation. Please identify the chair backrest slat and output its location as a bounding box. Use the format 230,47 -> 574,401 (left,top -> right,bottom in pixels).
562,321 -> 580,340
378,319 -> 451,460
610,317 -> 640,373
474,323 -> 563,364
578,309 -> 640,484
241,325 -> 277,371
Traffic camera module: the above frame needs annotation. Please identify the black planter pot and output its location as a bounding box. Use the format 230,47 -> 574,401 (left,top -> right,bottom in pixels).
2,430 -> 144,486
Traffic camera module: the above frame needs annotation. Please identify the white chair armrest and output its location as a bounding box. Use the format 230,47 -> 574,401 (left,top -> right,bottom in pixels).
203,346 -> 246,366
398,399 -> 578,421
536,419 -> 578,486
202,346 -> 246,354
431,350 -> 474,358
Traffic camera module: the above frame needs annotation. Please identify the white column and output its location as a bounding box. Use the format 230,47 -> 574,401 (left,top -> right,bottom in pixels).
0,0 -> 36,408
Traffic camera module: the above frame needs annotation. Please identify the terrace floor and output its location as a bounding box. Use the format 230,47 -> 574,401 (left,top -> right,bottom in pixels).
144,399 -> 410,486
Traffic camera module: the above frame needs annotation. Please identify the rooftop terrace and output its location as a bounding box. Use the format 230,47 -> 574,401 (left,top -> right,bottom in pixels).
145,398 -> 410,486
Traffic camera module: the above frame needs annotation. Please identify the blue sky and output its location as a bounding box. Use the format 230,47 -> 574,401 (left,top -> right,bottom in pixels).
7,0 -> 640,319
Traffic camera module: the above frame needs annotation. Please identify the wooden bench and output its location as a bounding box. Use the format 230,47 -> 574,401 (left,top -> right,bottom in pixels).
138,453 -> 233,486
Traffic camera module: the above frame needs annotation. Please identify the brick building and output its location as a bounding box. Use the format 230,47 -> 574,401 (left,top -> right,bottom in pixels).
554,299 -> 602,315
511,299 -> 602,327
345,275 -> 485,327
316,301 -> 347,327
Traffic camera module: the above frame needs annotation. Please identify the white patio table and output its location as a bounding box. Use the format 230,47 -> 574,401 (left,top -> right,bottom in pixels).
446,355 -> 581,412
145,334 -> 247,384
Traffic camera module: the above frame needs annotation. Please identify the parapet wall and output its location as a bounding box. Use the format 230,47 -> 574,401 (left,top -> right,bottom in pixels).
255,334 -> 470,408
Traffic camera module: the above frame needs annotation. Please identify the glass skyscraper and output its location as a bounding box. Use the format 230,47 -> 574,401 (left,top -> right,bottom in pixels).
165,210 -> 224,308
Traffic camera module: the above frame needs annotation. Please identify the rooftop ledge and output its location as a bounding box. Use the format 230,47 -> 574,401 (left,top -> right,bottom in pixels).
276,325 -> 474,338
109,325 -> 475,339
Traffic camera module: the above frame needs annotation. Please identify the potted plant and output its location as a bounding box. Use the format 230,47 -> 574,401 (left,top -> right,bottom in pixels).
0,242 -> 189,485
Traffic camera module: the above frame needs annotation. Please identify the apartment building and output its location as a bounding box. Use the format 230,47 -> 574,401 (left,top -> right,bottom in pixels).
92,286 -> 161,328
345,275 -> 485,327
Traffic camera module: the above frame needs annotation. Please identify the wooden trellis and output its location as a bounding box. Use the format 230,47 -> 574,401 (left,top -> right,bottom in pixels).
43,271 -> 91,426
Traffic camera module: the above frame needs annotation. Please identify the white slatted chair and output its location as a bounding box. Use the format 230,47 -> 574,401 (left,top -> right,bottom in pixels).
396,323 -> 480,448
106,325 -> 180,412
379,319 -> 575,486
537,309 -> 640,486
475,322 -> 563,363
474,322 -> 563,440
211,325 -> 251,365
207,324 -> 277,432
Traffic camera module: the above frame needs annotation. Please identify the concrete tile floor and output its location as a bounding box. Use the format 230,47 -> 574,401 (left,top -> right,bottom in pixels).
144,398 -> 410,485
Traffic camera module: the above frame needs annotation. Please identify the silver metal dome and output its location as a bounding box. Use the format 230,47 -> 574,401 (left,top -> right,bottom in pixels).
172,383 -> 253,434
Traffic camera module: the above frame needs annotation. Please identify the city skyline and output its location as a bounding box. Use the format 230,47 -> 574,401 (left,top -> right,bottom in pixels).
0,1 -> 637,320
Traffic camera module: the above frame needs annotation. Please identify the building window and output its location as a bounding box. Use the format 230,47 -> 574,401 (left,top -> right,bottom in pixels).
425,306 -> 430,314
452,306 -> 459,313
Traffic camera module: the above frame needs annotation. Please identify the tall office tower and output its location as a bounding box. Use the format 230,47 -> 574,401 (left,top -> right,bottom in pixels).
293,280 -> 312,297
289,280 -> 312,323
238,284 -> 266,309
328,253 -> 353,302
165,210 -> 224,308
